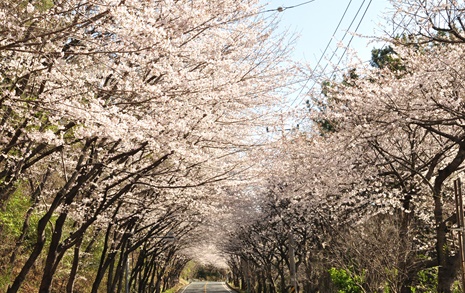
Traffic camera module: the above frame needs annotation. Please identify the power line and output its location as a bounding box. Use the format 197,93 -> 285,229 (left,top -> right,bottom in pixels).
216,0 -> 318,29
311,2 -> 415,92
277,0 -> 317,11
295,2 -> 414,129
308,0 -> 355,78
288,0 -> 370,112
263,1 -> 406,132
288,0 -> 355,108
330,0 -> 373,79
320,0 -> 368,74
290,0 -> 375,128
255,0 -> 317,15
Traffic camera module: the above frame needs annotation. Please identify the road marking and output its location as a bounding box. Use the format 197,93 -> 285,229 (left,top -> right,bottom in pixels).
204,281 -> 208,293
222,282 -> 233,292
180,283 -> 192,293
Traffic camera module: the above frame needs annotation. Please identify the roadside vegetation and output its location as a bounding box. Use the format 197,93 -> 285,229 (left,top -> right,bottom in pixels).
3,1 -> 465,293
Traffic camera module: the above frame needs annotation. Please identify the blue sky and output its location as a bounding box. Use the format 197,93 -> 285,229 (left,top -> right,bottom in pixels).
261,0 -> 392,67
258,0 -> 394,127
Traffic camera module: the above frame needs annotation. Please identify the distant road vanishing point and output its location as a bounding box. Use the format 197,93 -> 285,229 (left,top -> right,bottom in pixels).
181,281 -> 234,293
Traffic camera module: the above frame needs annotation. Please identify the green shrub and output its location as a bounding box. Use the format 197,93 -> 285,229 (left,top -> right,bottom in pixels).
329,267 -> 364,293
410,267 -> 438,293
0,187 -> 30,238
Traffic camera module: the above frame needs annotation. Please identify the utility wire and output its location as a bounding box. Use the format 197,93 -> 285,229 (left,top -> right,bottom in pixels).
216,0 -> 318,29
291,0 -> 374,128
306,0 -> 354,78
288,0 -> 369,112
330,0 -> 373,79
257,0 -> 317,15
295,3 -> 413,129
287,0 -> 354,108
277,0 -> 317,11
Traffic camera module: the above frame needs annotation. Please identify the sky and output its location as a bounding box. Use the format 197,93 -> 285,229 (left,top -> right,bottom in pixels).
261,0 -> 393,69
258,0 -> 394,124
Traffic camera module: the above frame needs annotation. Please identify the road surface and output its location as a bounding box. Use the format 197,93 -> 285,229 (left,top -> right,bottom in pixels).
181,281 -> 234,293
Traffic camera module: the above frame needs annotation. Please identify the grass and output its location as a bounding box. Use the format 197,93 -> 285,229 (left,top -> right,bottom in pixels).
163,278 -> 189,293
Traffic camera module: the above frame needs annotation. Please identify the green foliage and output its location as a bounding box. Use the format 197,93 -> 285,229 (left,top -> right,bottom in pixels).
0,186 -> 29,291
194,264 -> 227,281
309,68 -> 358,136
0,266 -> 12,292
180,260 -> 198,280
307,80 -> 339,136
452,281 -> 461,293
36,0 -> 54,11
162,279 -> 189,293
411,267 -> 438,293
314,116 -> 337,135
383,284 -> 390,293
329,267 -> 365,293
0,186 -> 30,238
370,46 -> 405,72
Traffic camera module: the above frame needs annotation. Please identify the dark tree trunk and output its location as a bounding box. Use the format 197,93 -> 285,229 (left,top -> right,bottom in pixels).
9,168 -> 48,264
7,233 -> 46,293
38,212 -> 70,293
434,144 -> 465,292
39,161 -> 102,293
66,237 -> 83,293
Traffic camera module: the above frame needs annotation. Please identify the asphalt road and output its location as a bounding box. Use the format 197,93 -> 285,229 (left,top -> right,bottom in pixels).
181,281 -> 234,293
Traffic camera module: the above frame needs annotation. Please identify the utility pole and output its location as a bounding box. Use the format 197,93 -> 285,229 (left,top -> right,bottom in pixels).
288,232 -> 298,293
125,256 -> 130,293
246,260 -> 251,293
241,257 -> 250,293
454,178 -> 465,290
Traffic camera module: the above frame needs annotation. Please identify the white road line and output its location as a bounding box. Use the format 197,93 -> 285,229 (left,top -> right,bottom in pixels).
180,283 -> 192,293
222,282 -> 233,292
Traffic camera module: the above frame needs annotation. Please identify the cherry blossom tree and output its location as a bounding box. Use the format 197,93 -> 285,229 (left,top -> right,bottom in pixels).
311,36 -> 465,291
221,133 -> 368,292
389,0 -> 465,45
0,0 -> 299,292
219,2 -> 465,293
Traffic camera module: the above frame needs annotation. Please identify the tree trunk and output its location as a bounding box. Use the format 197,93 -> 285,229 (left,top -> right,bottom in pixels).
38,212 -> 69,293
7,234 -> 46,293
9,169 -> 48,264
434,144 -> 465,292
7,204 -> 60,293
66,237 -> 83,293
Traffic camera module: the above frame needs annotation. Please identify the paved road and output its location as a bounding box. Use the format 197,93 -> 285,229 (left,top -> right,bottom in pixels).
181,281 -> 233,293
